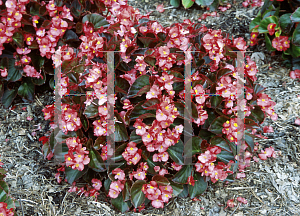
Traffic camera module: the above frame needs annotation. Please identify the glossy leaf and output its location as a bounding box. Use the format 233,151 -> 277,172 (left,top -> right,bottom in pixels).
115,112 -> 129,142
129,100 -> 156,120
167,139 -> 184,165
208,116 -> 228,135
195,0 -> 214,6
83,101 -> 98,118
216,150 -> 235,163
170,0 -> 180,7
130,130 -> 142,144
127,75 -> 150,98
245,133 -> 254,151
82,13 -> 109,29
188,173 -> 207,199
65,166 -> 87,184
18,79 -> 35,101
210,136 -> 232,152
12,32 -> 24,47
111,192 -> 131,213
142,98 -> 159,110
292,24 -> 300,46
122,180 -> 133,201
258,16 -> 278,34
249,15 -> 262,31
7,59 -> 22,82
1,89 -> 17,109
153,175 -> 170,186
88,148 -> 106,172
182,0 -> 194,9
291,7 -> 300,23
279,13 -> 293,34
265,33 -> 276,51
170,181 -> 184,197
172,165 -> 193,184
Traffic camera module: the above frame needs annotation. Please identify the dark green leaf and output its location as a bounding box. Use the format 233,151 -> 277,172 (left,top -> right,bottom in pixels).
172,165 -> 193,184
279,13 -> 293,34
177,184 -> 189,197
250,105 -> 265,124
111,193 -> 130,213
115,112 -> 129,142
260,0 -> 272,16
65,166 -> 87,184
0,181 -> 9,194
167,139 -> 184,165
217,69 -> 232,80
249,15 -> 262,31
258,16 -> 278,34
216,150 -> 235,163
127,75 -> 150,98
7,59 -> 22,82
123,180 -> 133,201
42,141 -> 51,159
129,100 -> 156,120
63,30 -> 79,42
130,130 -> 142,144
152,175 -> 170,186
104,178 -> 112,193
71,0 -> 83,18
84,102 -> 98,118
116,78 -> 130,94
144,56 -> 156,66
110,142 -> 127,162
30,1 -> 41,15
188,173 -> 207,199
82,13 -> 109,29
195,0 -> 214,6
18,79 -> 35,101
170,0 -> 180,7
142,98 -> 159,110
265,33 -> 276,51
208,116 -> 228,135
210,136 -> 232,152
293,24 -> 300,46
54,130 -> 77,144
138,37 -> 159,48
76,22 -> 83,34
170,181 -> 184,197
1,89 -> 17,109
210,96 -> 223,108
290,44 -> 300,58
130,180 -> 146,208
245,133 -> 254,151
12,32 -> 24,47
291,7 -> 300,23
88,148 -> 106,172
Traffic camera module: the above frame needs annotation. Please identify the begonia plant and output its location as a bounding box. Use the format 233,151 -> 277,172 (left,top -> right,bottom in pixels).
249,0 -> 300,70
0,0 -> 279,213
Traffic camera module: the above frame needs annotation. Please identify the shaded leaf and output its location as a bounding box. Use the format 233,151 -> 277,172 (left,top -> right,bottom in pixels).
88,148 -> 106,172
130,180 -> 146,208
172,165 -> 193,184
1,89 -> 17,109
82,13 -> 109,29
188,173 -> 207,199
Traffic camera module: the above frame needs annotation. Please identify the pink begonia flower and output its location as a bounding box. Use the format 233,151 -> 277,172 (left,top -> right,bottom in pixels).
225,199 -> 236,209
27,116 -> 33,121
112,168 -> 125,180
91,178 -> 102,190
156,4 -> 165,13
154,166 -> 160,172
237,197 -> 248,204
263,126 -> 274,133
295,118 -> 300,125
258,146 -> 275,160
0,68 -> 7,77
236,172 -> 246,179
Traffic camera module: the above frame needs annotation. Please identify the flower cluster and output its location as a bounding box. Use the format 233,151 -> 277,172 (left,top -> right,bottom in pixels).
142,181 -> 173,208
0,202 -> 14,216
195,146 -> 234,183
122,142 -> 142,165
64,137 -> 90,171
242,0 -> 263,8
256,93 -> 278,121
272,36 -> 290,51
108,180 -> 125,199
60,104 -> 82,133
